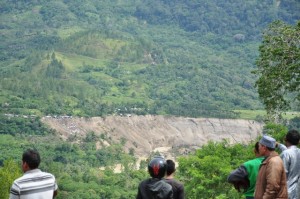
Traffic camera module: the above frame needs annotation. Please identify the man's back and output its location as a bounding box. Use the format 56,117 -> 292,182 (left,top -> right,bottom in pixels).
10,169 -> 57,199
280,146 -> 300,199
243,156 -> 264,197
137,178 -> 173,199
165,178 -> 184,199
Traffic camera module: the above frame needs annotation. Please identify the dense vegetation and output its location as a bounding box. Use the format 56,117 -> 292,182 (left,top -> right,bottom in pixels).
254,21 -> 300,119
1,1 -> 300,198
0,117 -> 143,198
1,116 -> 299,198
1,0 -> 299,118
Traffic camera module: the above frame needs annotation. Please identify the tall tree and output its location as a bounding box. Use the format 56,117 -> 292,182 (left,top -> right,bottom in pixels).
253,20 -> 300,121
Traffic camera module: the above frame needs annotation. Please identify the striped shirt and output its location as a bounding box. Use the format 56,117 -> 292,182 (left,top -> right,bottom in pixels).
9,169 -> 58,199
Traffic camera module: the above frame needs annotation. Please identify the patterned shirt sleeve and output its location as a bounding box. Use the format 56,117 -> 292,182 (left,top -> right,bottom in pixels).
9,182 -> 20,199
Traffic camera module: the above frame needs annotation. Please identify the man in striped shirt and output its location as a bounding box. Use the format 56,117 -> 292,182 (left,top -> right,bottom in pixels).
9,149 -> 58,199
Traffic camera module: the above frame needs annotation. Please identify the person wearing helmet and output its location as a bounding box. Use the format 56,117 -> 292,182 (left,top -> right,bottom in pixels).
136,156 -> 173,199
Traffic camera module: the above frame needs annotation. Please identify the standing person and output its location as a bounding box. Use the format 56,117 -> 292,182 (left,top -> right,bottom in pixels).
137,156 -> 173,199
254,135 -> 288,199
165,159 -> 184,199
277,129 -> 300,199
297,180 -> 300,199
9,149 -> 58,199
227,142 -> 264,199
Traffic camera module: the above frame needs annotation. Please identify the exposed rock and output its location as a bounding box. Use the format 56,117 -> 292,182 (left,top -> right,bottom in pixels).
233,33 -> 245,42
42,115 -> 264,158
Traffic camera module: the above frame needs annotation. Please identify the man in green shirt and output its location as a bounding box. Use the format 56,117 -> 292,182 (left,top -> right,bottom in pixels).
227,142 -> 264,199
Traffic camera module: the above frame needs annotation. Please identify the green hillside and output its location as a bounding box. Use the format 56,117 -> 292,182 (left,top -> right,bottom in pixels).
1,1 -> 300,198
1,0 -> 299,118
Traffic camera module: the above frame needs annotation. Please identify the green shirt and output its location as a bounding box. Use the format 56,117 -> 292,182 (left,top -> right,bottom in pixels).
243,156 -> 264,197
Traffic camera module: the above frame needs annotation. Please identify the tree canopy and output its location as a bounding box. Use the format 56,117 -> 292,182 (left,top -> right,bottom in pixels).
1,0 -> 300,118
254,20 -> 300,121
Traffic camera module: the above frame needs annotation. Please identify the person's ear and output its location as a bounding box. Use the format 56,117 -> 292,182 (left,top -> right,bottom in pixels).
22,161 -> 30,171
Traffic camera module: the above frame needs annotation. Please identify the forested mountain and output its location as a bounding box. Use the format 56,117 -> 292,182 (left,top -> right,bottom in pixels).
1,0 -> 299,118
1,1 -> 300,198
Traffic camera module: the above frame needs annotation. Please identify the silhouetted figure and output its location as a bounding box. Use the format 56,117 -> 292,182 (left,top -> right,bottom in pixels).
165,159 -> 184,199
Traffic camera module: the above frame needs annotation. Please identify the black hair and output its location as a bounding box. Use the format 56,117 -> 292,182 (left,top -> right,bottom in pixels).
166,159 -> 176,176
286,129 -> 300,145
266,147 -> 275,151
22,149 -> 41,169
254,142 -> 259,153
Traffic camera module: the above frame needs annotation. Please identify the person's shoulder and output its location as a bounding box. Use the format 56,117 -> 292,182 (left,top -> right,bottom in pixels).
257,156 -> 265,161
12,175 -> 25,184
38,170 -> 56,179
139,178 -> 151,185
174,179 -> 184,188
269,154 -> 283,163
13,170 -> 51,184
286,146 -> 298,152
163,179 -> 173,190
165,178 -> 184,187
164,178 -> 175,184
281,147 -> 299,156
281,148 -> 289,153
244,157 -> 263,165
41,171 -> 55,176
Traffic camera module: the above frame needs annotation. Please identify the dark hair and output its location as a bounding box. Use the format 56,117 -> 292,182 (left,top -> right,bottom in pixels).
166,159 -> 176,176
22,149 -> 41,169
254,142 -> 259,153
266,146 -> 275,151
286,129 -> 300,145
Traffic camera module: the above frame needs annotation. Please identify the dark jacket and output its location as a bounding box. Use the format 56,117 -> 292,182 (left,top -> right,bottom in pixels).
165,178 -> 184,199
137,178 -> 173,199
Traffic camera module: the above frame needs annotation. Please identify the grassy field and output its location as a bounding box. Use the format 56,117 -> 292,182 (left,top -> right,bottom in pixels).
234,110 -> 300,120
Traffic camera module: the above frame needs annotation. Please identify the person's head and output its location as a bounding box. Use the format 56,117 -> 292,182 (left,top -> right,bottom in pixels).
148,156 -> 167,179
285,129 -> 300,146
22,149 -> 41,172
166,159 -> 176,176
254,142 -> 260,157
258,135 -> 276,156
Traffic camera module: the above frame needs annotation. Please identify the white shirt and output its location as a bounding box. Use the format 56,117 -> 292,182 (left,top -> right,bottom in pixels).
9,169 -> 58,199
279,144 -> 300,199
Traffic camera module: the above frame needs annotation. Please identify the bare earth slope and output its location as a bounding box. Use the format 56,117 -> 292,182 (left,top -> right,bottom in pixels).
42,115 -> 263,158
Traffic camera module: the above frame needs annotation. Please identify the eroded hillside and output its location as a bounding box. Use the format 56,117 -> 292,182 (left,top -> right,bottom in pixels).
42,115 -> 263,159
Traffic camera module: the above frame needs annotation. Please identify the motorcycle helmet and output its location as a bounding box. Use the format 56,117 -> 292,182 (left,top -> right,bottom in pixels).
148,156 -> 166,179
